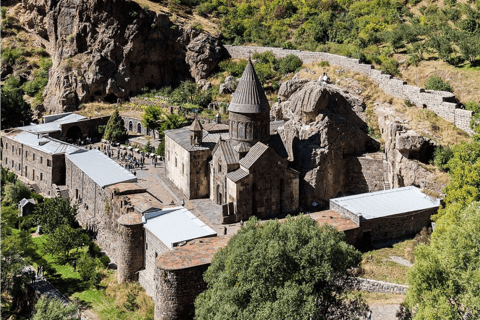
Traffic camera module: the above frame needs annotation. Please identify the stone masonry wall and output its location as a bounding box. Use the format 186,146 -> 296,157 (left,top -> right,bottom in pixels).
122,116 -> 159,138
343,155 -> 385,194
224,45 -> 474,135
154,265 -> 209,320
330,201 -> 362,226
140,229 -> 170,297
354,277 -> 408,294
117,221 -> 144,283
165,135 -> 192,198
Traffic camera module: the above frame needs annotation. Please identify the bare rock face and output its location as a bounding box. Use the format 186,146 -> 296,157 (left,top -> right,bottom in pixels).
275,80 -> 377,207
21,0 -> 224,113
219,76 -> 236,94
375,105 -> 443,193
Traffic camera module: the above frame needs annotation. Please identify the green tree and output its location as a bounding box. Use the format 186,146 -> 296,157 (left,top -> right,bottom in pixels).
465,101 -> 480,134
31,296 -> 79,320
406,202 -> 480,319
277,54 -> 303,74
3,180 -> 31,207
34,197 -> 78,234
44,225 -> 88,263
424,75 -> 454,92
1,167 -> 16,196
141,106 -> 163,132
195,216 -> 368,320
104,108 -> 127,143
77,253 -> 103,288
1,84 -> 33,129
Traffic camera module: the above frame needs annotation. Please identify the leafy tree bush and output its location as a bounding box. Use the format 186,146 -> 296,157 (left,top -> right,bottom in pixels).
195,216 -> 368,320
1,84 -> 33,129
31,296 -> 79,320
34,197 -> 78,234
406,202 -> 480,319
277,54 -> 302,74
218,59 -> 248,77
1,167 -> 16,196
104,108 -> 128,143
424,75 -> 454,93
465,101 -> 480,134
433,146 -> 454,171
77,254 -> 103,288
44,225 -> 88,263
3,180 -> 31,207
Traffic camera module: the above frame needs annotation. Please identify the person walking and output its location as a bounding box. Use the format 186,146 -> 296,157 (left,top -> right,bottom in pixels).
72,260 -> 76,272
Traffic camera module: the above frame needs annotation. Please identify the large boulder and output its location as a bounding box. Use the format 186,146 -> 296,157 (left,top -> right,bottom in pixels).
21,0 -> 224,113
275,80 -> 377,207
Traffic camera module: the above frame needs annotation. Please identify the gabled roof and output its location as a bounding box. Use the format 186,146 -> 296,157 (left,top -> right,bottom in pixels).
239,142 -> 270,169
229,59 -> 270,114
19,198 -> 35,207
19,113 -> 87,134
66,149 -> 137,188
234,142 -> 251,153
227,168 -> 249,183
215,139 -> 238,165
4,130 -> 80,155
164,127 -> 229,152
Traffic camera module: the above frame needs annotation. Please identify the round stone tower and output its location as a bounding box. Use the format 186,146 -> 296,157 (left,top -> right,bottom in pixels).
117,213 -> 144,283
229,59 -> 270,146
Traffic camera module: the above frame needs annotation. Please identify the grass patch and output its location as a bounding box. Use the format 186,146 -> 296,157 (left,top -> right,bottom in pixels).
359,239 -> 415,285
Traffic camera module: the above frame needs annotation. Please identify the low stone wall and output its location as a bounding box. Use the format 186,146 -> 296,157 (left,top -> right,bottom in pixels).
224,45 -> 474,135
354,277 -> 408,294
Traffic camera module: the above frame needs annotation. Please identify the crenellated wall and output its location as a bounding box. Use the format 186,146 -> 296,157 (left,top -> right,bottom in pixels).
224,45 -> 474,135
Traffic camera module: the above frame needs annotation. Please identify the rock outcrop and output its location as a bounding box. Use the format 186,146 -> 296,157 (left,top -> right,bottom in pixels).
219,76 -> 236,94
21,0 -> 224,113
275,79 -> 377,207
375,104 -> 444,193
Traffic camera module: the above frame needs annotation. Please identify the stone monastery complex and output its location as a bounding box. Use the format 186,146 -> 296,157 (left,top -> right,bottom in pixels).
1,60 -> 442,320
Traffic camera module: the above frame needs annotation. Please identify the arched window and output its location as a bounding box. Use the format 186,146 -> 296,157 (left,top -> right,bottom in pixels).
137,123 -> 142,134
129,121 -> 133,131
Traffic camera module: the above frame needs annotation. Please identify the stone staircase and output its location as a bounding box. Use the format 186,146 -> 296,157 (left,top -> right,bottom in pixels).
382,160 -> 391,190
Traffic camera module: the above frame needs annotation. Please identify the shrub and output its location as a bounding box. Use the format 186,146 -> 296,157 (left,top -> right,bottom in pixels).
22,77 -> 48,97
143,5 -> 150,11
277,54 -> 302,74
77,254 -> 103,288
405,100 -> 413,107
424,75 -> 454,93
1,7 -> 6,19
319,61 -> 330,67
99,255 -> 111,267
434,146 -> 454,171
219,59 -> 248,77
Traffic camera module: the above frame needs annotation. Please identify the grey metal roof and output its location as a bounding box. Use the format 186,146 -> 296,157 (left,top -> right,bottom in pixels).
19,198 -> 35,207
239,142 -> 269,169
165,127 -> 229,152
229,59 -> 270,114
227,168 -> 249,183
7,130 -> 80,155
66,149 -> 137,188
19,113 -> 86,134
143,206 -> 217,249
330,186 -> 441,220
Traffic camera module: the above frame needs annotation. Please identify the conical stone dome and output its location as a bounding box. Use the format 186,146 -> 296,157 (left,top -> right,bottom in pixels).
229,59 -> 270,114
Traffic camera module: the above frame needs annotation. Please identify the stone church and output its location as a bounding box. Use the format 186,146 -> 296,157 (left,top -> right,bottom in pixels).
165,59 -> 300,223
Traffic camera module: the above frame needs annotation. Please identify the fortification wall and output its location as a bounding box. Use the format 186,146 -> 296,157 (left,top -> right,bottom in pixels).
140,229 -> 170,297
224,45 -> 474,135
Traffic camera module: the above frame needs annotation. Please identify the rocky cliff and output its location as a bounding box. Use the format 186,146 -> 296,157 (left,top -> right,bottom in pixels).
273,79 -> 378,208
375,105 -> 445,194
21,0 -> 224,113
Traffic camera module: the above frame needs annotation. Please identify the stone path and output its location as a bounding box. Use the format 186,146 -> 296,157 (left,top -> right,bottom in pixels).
24,266 -> 70,305
389,256 -> 413,267
368,304 -> 400,320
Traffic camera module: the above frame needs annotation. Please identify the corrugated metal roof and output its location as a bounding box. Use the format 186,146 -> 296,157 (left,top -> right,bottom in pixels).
143,207 -> 217,249
217,139 -> 238,165
19,113 -> 86,133
239,142 -> 269,169
330,186 -> 441,220
66,149 -> 137,188
227,168 -> 249,183
229,59 -> 270,114
8,130 -> 80,155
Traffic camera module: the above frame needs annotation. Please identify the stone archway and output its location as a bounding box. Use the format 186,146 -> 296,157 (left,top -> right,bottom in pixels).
66,125 -> 83,141
137,123 -> 142,134
129,121 -> 133,131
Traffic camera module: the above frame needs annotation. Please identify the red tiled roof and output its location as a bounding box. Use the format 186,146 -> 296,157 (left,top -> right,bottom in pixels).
156,236 -> 232,271
308,210 -> 359,231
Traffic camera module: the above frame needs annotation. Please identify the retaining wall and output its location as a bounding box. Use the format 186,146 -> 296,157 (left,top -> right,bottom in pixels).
354,277 -> 408,294
224,45 -> 474,135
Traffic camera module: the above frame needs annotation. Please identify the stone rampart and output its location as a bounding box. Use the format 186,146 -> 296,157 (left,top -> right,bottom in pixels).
354,277 -> 408,294
224,45 -> 474,135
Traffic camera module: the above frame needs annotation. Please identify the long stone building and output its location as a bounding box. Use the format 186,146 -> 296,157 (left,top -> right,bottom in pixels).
165,59 -> 300,223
